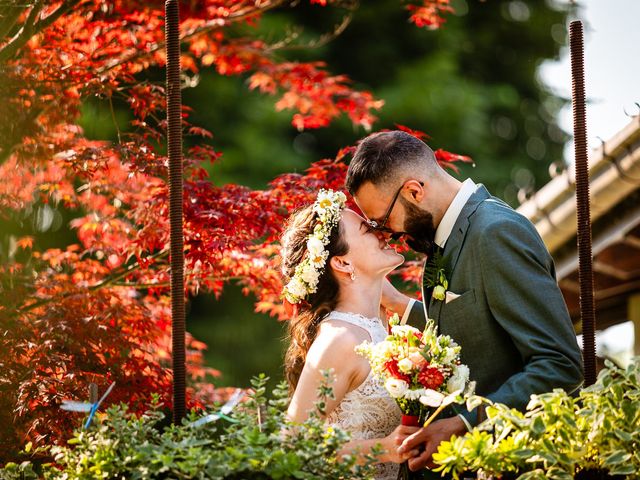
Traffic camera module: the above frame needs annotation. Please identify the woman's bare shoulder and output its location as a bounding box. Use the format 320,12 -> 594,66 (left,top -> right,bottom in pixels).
305,320 -> 369,369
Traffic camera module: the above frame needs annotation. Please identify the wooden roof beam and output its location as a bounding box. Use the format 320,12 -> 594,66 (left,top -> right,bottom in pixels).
592,260 -> 634,281
622,235 -> 640,250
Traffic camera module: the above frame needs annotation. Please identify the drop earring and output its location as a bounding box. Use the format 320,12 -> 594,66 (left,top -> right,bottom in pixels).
350,269 -> 356,281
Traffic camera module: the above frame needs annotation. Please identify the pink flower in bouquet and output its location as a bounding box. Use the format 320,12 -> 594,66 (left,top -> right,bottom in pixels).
408,351 -> 428,369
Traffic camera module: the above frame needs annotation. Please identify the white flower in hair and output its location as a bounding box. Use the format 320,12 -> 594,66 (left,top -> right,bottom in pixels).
287,277 -> 308,300
313,191 -> 334,214
307,237 -> 325,257
301,263 -> 320,285
283,189 -> 347,305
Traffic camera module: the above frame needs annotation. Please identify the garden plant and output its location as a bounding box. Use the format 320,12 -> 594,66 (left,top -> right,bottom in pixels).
0,373 -> 381,479
433,357 -> 640,479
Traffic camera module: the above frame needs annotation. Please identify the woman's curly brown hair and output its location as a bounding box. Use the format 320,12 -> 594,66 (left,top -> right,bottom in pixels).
280,205 -> 349,395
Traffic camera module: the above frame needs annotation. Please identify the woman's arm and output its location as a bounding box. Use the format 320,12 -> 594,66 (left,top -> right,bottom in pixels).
381,277 -> 414,316
287,321 -> 368,423
287,321 -> 419,464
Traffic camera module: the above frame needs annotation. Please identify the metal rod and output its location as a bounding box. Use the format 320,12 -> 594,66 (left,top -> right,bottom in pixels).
165,0 -> 186,422
569,20 -> 596,387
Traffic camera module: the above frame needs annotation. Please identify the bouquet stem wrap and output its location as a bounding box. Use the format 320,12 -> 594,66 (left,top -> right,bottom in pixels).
401,414 -> 420,427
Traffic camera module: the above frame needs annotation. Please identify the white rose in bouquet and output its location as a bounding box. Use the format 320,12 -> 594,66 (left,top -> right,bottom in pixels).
447,364 -> 470,393
385,378 -> 408,398
397,358 -> 414,374
419,389 -> 446,408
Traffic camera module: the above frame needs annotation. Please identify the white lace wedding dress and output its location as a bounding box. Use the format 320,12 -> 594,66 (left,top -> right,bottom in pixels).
322,311 -> 402,480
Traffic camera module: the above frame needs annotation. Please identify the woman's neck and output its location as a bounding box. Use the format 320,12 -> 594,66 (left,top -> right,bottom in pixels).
334,278 -> 382,320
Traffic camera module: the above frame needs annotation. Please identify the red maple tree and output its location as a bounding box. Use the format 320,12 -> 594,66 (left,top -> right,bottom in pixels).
0,0 -> 468,461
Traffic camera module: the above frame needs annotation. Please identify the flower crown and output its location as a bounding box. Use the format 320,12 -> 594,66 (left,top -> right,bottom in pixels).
283,189 -> 348,304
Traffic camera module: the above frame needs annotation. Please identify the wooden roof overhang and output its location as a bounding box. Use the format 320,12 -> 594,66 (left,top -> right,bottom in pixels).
517,117 -> 640,333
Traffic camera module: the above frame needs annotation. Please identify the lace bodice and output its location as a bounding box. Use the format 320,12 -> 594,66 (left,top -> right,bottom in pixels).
322,311 -> 402,480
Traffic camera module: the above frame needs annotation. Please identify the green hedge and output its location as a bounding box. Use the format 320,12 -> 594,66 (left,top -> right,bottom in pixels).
1,373 -> 379,479
433,357 -> 640,479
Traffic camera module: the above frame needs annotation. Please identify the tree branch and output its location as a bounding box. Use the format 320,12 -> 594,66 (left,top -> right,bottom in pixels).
96,0 -> 291,76
266,10 -> 354,53
34,0 -> 80,33
111,275 -> 242,289
0,0 -> 42,62
0,2 -> 30,41
0,0 -> 81,63
15,248 -> 169,315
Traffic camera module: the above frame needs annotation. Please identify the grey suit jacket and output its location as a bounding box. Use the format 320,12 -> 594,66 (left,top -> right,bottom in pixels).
407,185 -> 583,427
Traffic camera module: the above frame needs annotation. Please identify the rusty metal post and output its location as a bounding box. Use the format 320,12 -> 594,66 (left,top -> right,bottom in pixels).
569,20 -> 596,387
165,0 -> 186,422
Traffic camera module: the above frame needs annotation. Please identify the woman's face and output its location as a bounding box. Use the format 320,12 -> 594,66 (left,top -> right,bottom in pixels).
338,209 -> 404,278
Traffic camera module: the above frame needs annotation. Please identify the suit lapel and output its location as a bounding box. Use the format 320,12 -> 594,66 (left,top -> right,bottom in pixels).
442,185 -> 490,273
426,185 -> 491,325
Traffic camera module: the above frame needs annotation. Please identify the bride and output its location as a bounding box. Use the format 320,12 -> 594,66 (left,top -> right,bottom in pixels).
280,190 -> 420,479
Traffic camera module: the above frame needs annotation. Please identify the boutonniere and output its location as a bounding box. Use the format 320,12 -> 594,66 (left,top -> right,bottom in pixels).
424,248 -> 449,302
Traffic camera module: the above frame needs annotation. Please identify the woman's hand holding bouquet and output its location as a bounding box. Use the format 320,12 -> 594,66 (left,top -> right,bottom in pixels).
356,314 -> 474,478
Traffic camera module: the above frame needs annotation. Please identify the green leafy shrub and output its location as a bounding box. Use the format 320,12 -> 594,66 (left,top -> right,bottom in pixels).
1,374 -> 378,479
433,357 -> 640,480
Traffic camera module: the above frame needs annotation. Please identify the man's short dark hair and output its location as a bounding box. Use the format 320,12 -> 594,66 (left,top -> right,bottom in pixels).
345,130 -> 436,194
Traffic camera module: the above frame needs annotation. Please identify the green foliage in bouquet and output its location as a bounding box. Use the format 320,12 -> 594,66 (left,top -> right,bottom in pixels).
433,357 -> 640,480
0,373 -> 378,479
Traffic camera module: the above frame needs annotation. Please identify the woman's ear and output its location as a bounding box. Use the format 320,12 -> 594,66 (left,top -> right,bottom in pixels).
329,255 -> 352,276
403,179 -> 425,203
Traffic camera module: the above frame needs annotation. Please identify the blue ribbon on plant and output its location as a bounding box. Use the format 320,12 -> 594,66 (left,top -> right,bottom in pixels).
60,382 -> 116,429
189,388 -> 245,428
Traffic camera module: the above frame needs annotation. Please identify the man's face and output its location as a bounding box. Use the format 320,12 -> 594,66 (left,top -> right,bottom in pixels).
354,182 -> 436,254
398,196 -> 436,254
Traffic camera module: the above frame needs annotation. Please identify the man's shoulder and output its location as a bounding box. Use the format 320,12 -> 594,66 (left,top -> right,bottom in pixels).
466,192 -> 548,258
470,194 -> 532,232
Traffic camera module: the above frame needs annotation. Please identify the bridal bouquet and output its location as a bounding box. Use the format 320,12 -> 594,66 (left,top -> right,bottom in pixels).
356,314 -> 471,429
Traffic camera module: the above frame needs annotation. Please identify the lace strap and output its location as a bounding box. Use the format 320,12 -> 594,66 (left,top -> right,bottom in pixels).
323,311 -> 383,335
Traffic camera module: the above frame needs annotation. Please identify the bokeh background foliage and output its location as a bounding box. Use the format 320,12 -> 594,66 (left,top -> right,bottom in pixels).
7,0 -> 572,389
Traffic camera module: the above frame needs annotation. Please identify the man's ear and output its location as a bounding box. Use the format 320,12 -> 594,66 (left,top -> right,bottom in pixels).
329,255 -> 352,276
403,179 -> 425,203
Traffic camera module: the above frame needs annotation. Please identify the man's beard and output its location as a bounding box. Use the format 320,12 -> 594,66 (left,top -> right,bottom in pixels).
399,197 -> 436,254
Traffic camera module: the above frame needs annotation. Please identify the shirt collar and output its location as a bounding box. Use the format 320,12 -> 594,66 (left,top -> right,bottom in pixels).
434,178 -> 478,248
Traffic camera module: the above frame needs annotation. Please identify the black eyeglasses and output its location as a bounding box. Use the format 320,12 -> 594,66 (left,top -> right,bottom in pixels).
366,181 -> 424,240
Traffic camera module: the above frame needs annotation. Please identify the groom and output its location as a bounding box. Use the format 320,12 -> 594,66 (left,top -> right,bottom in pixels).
345,130 -> 583,473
